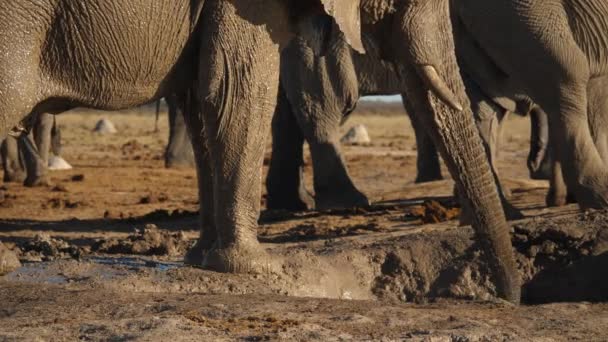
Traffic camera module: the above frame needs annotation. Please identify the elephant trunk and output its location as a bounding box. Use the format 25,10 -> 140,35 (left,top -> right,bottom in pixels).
400,0 -> 520,302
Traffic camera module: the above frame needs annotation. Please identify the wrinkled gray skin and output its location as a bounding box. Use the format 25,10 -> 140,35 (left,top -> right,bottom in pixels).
456,0 -> 608,212
266,35 -> 504,210
0,0 -> 520,302
1,113 -> 59,186
266,8 -> 542,214
545,76 -> 608,207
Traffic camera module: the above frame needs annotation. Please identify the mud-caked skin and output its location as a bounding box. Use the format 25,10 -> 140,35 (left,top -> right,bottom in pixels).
0,0 -> 523,303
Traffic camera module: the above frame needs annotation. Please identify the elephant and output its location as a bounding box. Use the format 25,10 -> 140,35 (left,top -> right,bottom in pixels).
1,96 -> 195,186
266,7 -> 546,215
0,0 -> 521,302
454,0 -> 608,211
542,76 -> 608,207
1,113 -> 60,186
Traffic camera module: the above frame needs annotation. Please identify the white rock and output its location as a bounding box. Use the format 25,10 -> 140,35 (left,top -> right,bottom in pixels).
93,118 -> 117,134
341,124 -> 371,145
48,156 -> 73,171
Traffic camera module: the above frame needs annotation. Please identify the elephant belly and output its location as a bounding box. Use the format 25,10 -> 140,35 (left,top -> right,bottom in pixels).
40,0 -> 198,108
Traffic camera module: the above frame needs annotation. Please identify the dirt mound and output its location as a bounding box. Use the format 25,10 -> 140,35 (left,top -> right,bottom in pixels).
19,234 -> 84,262
93,224 -> 191,256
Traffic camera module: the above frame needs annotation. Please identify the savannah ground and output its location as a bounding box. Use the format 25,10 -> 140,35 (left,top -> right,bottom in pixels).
0,101 -> 607,340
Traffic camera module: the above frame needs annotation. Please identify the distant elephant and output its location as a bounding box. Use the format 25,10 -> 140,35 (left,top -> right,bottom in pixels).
1,113 -> 60,186
0,1 -> 520,303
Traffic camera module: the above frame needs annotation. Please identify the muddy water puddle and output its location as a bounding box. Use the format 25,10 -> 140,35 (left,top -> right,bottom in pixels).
8,256 -> 183,285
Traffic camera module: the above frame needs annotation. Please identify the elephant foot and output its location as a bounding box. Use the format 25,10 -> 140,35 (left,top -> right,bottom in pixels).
165,155 -> 195,169
315,188 -> 370,211
24,174 -> 51,187
202,242 -> 281,275
3,170 -> 26,183
266,189 -> 314,212
184,238 -> 215,266
0,242 -> 21,276
546,190 -> 576,207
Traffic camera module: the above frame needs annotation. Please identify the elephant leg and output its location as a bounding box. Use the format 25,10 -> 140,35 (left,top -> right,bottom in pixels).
265,84 -> 314,211
22,113 -> 53,186
19,132 -> 49,187
165,94 -> 195,169
194,0 -> 282,273
302,121 -> 369,211
50,116 -> 62,157
182,92 -> 217,266
1,136 -> 26,183
528,107 -> 552,180
402,94 -> 443,183
546,151 -> 572,207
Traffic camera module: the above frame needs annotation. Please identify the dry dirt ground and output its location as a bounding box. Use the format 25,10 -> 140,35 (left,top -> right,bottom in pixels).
1,102 -> 607,341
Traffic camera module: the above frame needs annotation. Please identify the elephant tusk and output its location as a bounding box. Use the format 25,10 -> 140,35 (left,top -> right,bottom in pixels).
417,65 -> 464,112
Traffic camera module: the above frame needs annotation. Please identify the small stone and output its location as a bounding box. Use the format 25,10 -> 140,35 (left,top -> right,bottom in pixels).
93,118 -> 118,134
0,241 -> 21,276
48,156 -> 73,170
341,124 -> 371,145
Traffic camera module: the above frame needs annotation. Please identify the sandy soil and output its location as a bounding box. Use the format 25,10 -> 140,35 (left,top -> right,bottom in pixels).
0,102 -> 607,341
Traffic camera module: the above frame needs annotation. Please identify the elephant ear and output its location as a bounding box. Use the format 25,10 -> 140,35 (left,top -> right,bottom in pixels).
319,0 -> 365,53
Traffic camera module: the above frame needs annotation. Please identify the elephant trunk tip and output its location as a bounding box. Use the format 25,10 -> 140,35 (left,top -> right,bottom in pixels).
416,64 -> 463,112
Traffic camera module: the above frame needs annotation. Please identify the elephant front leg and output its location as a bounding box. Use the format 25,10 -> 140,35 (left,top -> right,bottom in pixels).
266,85 -> 314,211
195,0 -> 283,274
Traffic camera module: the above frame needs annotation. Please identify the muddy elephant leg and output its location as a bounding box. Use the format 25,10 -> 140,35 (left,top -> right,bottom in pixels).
1,136 -> 26,183
402,95 -> 443,183
165,94 -> 195,169
528,107 -> 552,180
19,132 -> 49,187
194,0 -> 283,273
266,84 -> 314,211
181,92 -> 217,266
